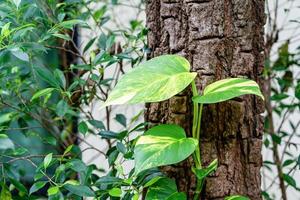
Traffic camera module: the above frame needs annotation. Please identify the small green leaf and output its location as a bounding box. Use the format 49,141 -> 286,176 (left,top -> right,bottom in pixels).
193,78 -> 264,104
225,195 -> 250,200
52,33 -> 71,41
29,181 -> 47,195
1,23 -> 11,37
56,100 -> 68,117
47,186 -> 59,196
78,121 -> 88,135
58,20 -> 86,29
44,153 -> 53,169
115,114 -> 126,127
116,142 -> 127,154
64,184 -> 95,197
88,120 -> 105,129
34,66 -> 60,88
134,124 -> 198,175
192,159 -> 218,180
102,55 -> 196,107
295,82 -> 300,100
283,174 -> 297,188
9,178 -> 28,194
54,69 -> 66,89
83,37 -> 97,53
0,184 -> 12,200
31,88 -> 55,101
108,188 -> 122,197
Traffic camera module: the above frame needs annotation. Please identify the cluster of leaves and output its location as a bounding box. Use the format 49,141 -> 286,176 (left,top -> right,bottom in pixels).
0,0 -> 149,199
262,41 -> 300,199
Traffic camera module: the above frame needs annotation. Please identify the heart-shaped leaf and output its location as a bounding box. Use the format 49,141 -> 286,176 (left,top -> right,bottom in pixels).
102,55 -> 196,107
193,78 -> 264,104
145,178 -> 177,200
134,124 -> 198,175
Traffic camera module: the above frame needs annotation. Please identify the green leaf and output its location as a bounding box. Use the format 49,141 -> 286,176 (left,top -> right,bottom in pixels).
108,188 -> 122,197
78,121 -> 88,135
52,33 -> 71,41
145,178 -> 177,200
0,184 -> 12,200
34,66 -> 60,88
295,82 -> 300,100
58,20 -> 86,29
0,134 -> 14,151
283,173 -> 297,188
64,184 -> 95,197
166,192 -> 187,200
56,100 -> 68,117
29,181 -> 47,195
192,159 -> 218,180
83,37 -> 97,53
9,178 -> 27,194
193,78 -> 264,104
134,124 -> 198,175
115,114 -> 126,127
144,177 -> 162,187
1,23 -> 11,37
47,186 -> 59,196
225,195 -> 250,200
54,69 -> 66,89
88,120 -> 105,130
102,55 -> 196,107
44,153 -> 53,169
31,88 -> 55,101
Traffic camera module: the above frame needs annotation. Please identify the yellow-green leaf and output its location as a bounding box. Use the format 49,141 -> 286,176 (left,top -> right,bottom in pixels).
193,78 -> 264,104
102,55 -> 196,108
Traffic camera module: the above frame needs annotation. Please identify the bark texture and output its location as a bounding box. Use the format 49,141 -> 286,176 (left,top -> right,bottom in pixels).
145,0 -> 265,199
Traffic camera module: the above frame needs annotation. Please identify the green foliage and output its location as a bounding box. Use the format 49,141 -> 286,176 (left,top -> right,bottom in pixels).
0,0 -> 268,199
134,124 -> 198,175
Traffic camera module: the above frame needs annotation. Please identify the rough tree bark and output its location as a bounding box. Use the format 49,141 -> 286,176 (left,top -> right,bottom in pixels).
145,0 -> 265,199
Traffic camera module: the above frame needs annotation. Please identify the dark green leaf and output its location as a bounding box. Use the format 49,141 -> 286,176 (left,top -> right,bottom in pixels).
88,120 -> 105,130
34,66 -> 60,88
115,114 -> 126,127
64,184 -> 95,197
283,174 -> 297,188
56,100 -> 68,117
78,121 -> 88,135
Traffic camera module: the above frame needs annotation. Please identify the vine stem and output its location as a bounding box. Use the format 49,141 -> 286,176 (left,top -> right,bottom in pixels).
191,81 -> 204,200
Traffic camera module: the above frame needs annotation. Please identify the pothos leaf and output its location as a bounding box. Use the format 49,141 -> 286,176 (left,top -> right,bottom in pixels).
102,55 -> 196,108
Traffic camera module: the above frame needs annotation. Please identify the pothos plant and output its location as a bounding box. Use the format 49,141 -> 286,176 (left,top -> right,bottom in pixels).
102,55 -> 264,200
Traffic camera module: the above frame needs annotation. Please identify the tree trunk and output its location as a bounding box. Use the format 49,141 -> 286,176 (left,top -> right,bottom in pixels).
145,0 -> 265,199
